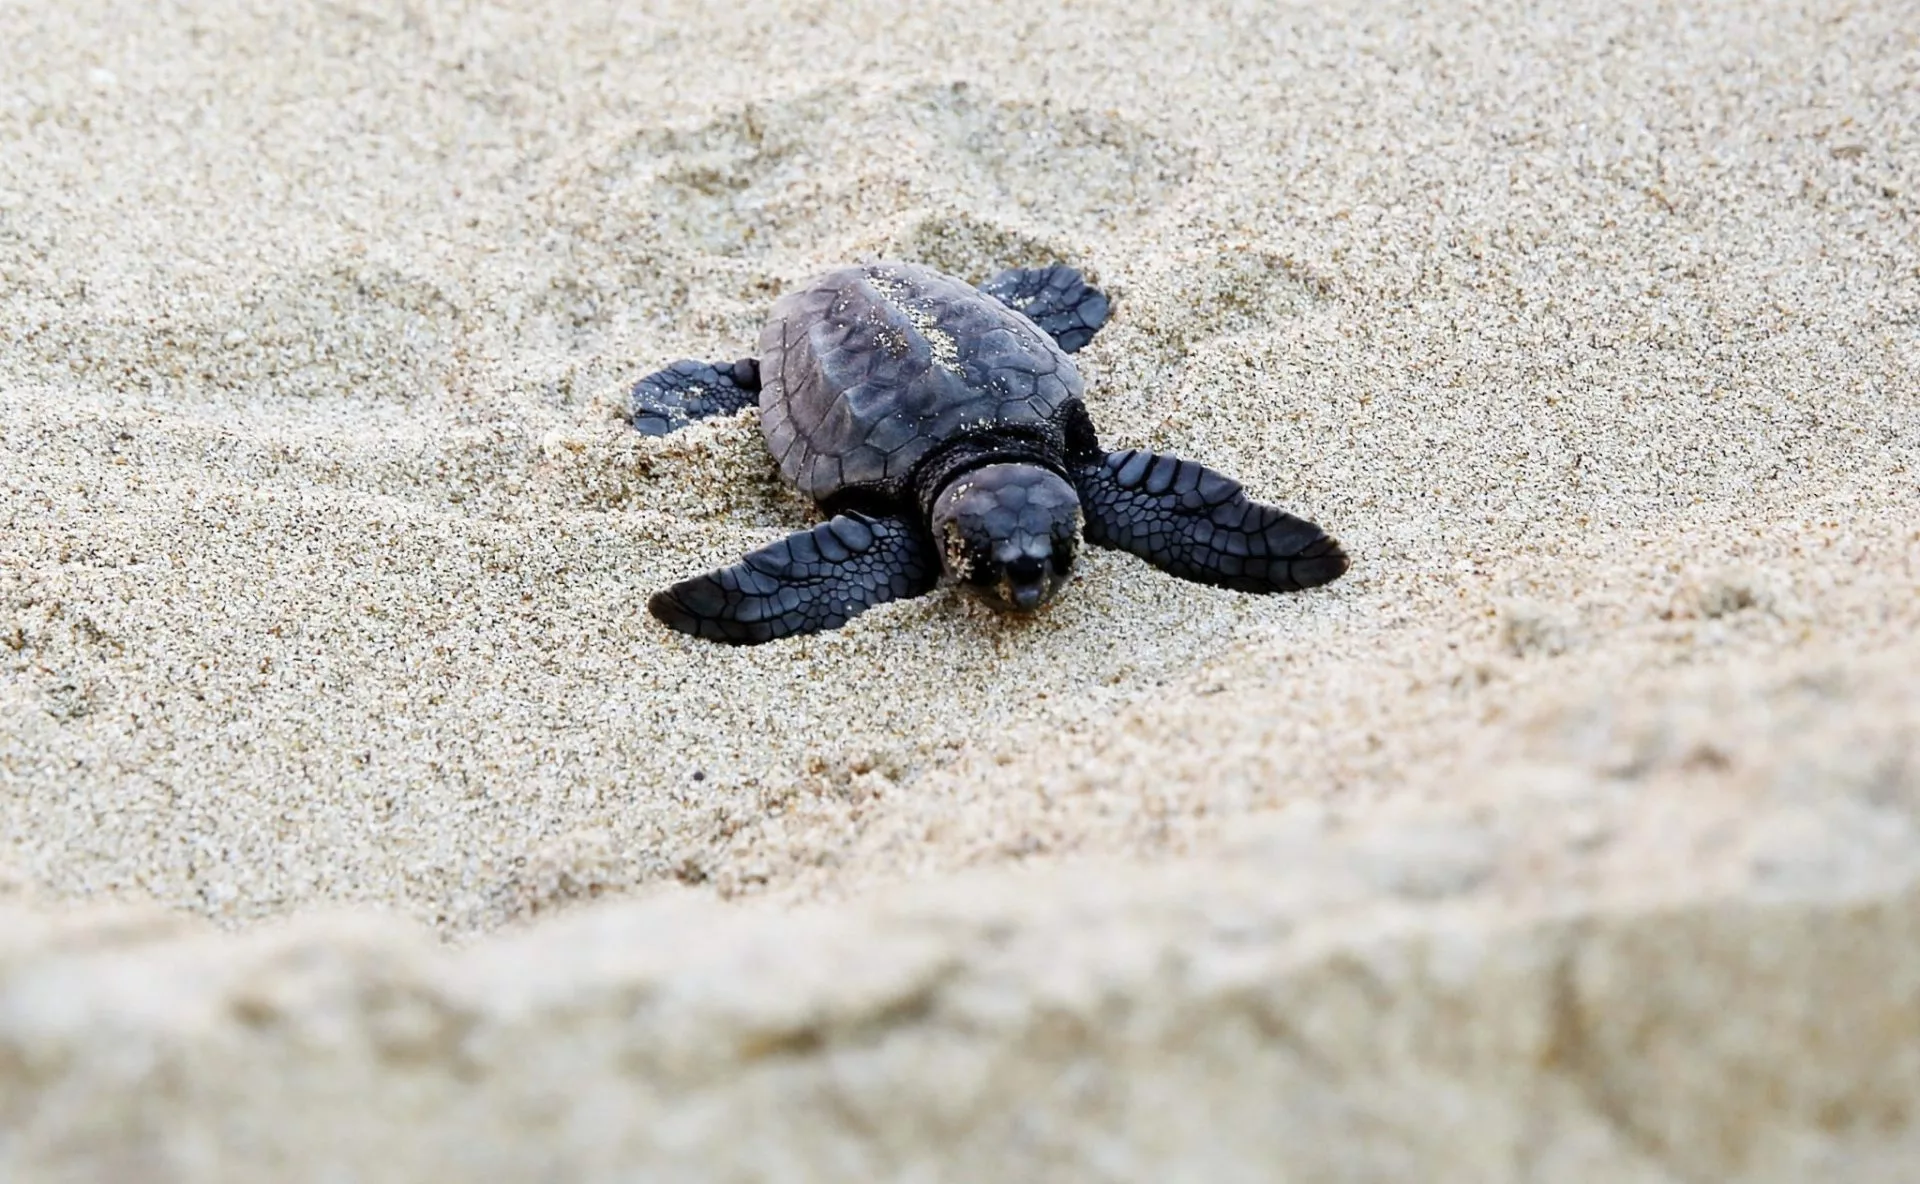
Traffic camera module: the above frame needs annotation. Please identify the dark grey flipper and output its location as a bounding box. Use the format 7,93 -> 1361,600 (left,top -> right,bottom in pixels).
1071,449 -> 1348,593
629,358 -> 761,436
979,266 -> 1110,353
648,513 -> 939,645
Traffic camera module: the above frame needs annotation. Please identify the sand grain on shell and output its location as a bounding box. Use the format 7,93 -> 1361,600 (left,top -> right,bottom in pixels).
2,0 -> 1916,932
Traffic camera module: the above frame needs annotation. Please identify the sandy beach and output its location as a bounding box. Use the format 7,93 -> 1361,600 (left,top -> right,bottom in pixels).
3,0 -> 1918,1177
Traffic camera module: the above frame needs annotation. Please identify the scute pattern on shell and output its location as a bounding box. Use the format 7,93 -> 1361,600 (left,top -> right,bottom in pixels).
757,262 -> 1085,502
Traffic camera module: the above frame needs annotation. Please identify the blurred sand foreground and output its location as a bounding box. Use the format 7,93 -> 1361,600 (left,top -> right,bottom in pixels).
3,0 -> 1918,1178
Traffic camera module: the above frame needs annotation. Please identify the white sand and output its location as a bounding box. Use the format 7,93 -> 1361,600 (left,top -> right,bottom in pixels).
6,2 -> 1920,1175
3,0 -> 1917,930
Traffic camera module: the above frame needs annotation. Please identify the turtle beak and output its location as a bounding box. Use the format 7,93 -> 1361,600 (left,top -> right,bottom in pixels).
1002,556 -> 1049,612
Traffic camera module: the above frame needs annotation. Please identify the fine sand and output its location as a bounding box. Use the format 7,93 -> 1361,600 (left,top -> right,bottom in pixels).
6,1 -> 1920,1175
4,0 -> 1919,1089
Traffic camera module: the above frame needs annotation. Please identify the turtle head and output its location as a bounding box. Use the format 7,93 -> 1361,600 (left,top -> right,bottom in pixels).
930,463 -> 1081,613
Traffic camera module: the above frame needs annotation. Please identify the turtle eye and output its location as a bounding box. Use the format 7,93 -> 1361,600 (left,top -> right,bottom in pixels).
1051,539 -> 1076,575
963,552 -> 1001,587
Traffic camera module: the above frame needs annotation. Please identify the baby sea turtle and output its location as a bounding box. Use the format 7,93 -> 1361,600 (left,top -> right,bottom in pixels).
634,261 -> 1346,644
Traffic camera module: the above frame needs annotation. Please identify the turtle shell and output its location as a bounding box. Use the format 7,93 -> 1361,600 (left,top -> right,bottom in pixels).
756,262 -> 1086,504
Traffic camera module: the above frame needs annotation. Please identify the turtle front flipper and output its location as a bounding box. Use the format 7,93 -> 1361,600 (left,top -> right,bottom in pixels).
648,513 -> 939,645
1071,449 -> 1348,593
629,358 -> 761,436
978,266 -> 1110,353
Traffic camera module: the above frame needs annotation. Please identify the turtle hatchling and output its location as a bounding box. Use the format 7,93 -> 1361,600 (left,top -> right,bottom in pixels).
633,261 -> 1347,644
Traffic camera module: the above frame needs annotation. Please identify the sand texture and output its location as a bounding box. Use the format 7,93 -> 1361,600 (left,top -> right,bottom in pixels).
3,0 -> 1919,1178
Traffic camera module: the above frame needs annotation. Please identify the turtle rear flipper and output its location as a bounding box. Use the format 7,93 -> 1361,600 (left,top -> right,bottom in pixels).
1072,449 -> 1348,593
630,358 -> 761,436
648,513 -> 939,645
979,265 -> 1110,353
